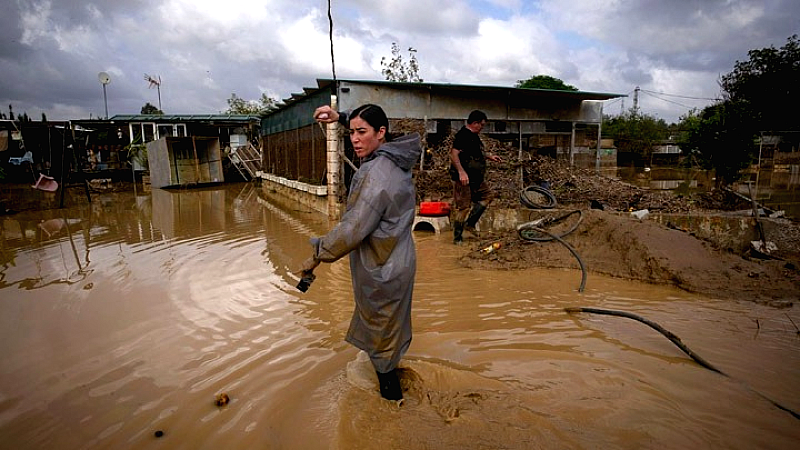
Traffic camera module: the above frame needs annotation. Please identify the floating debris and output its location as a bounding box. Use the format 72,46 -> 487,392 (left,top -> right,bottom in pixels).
215,393 -> 230,407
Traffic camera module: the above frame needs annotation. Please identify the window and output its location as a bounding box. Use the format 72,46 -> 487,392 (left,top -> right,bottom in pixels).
156,124 -> 187,139
129,123 -> 186,143
129,123 -> 156,143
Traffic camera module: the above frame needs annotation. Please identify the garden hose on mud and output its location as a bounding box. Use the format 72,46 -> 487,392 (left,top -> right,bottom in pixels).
516,194 -> 587,292
517,209 -> 583,242
565,307 -> 800,421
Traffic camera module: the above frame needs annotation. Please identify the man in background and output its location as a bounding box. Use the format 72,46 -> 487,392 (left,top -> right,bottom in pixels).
449,110 -> 502,244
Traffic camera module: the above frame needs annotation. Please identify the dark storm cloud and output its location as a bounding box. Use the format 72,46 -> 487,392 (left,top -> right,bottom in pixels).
576,0 -> 799,73
3,0 -> 798,123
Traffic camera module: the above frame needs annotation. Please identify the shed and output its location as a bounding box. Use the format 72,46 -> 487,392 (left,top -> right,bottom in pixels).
146,136 -> 224,188
259,78 -> 625,217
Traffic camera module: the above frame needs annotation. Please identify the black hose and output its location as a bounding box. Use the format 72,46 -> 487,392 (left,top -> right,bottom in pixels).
517,209 -> 586,292
565,307 -> 722,373
565,307 -> 800,421
528,227 -> 586,292
517,209 -> 583,242
519,185 -> 557,209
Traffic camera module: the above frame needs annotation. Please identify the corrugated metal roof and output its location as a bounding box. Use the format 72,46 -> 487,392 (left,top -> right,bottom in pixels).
320,78 -> 624,100
265,78 -> 624,117
108,114 -> 262,122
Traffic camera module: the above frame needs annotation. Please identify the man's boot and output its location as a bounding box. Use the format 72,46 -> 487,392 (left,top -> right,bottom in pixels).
464,202 -> 487,235
453,221 -> 464,244
376,368 -> 403,401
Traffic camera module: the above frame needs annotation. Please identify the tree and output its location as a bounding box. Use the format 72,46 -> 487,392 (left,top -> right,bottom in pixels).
516,75 -> 578,91
681,103 -> 758,186
603,110 -> 669,163
380,42 -> 423,82
226,93 -> 276,115
141,102 -> 163,114
720,34 -> 799,132
678,35 -> 798,186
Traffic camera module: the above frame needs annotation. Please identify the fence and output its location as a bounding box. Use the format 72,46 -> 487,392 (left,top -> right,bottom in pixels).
261,123 -> 328,185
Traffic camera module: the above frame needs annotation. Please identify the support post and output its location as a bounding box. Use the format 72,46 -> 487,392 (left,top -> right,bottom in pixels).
595,105 -> 604,174
326,94 -> 342,219
569,122 -> 576,167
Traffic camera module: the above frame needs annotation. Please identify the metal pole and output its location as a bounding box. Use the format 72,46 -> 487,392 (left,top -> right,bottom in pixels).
102,84 -> 109,119
518,123 -> 524,189
755,132 -> 763,203
569,122 -> 576,167
596,104 -> 604,174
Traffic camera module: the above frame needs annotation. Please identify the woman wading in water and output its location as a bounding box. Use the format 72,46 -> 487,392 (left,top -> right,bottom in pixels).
300,103 -> 421,402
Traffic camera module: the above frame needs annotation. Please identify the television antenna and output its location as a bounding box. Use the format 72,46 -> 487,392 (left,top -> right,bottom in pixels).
98,72 -> 111,119
144,74 -> 162,110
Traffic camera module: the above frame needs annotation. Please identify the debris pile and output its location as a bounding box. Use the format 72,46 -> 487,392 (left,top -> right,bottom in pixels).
408,126 -> 750,214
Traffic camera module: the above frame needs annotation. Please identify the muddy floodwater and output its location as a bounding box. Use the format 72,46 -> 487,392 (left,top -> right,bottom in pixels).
1,183 -> 798,449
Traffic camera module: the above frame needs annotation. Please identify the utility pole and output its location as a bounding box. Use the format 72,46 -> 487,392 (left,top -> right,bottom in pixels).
633,86 -> 640,115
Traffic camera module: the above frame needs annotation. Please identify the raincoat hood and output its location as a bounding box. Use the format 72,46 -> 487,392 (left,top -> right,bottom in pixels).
369,133 -> 422,171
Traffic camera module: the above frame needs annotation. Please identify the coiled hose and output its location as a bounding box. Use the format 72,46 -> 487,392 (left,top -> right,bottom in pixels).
517,185 -> 587,292
519,184 -> 557,209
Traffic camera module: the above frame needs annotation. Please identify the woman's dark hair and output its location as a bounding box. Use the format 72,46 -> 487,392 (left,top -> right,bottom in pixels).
467,110 -> 487,124
350,104 -> 390,136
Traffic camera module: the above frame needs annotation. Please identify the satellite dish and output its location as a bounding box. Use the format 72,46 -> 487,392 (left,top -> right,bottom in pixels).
98,72 -> 111,85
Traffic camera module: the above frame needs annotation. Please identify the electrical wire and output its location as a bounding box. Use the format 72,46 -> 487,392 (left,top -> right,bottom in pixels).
638,88 -> 718,101
640,91 -> 695,109
327,0 -> 336,83
638,90 -> 699,110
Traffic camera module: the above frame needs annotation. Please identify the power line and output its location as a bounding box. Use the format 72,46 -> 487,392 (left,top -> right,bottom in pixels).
638,88 -> 718,101
639,90 -> 697,109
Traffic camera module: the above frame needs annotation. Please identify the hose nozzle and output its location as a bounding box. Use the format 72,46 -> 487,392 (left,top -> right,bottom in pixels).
296,270 -> 316,293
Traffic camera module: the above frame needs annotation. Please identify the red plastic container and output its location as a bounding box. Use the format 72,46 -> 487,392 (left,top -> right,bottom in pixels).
419,201 -> 451,217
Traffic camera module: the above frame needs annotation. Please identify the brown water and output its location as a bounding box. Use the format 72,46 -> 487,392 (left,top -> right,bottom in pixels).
614,165 -> 800,219
1,183 -> 798,449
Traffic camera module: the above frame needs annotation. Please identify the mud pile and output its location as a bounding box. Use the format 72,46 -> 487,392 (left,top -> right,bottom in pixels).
460,209 -> 799,307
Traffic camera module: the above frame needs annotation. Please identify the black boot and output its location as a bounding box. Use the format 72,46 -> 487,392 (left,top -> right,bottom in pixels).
464,203 -> 487,232
376,368 -> 403,401
453,221 -> 464,244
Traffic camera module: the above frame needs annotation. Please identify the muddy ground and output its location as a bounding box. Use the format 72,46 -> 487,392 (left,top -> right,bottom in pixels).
411,129 -> 800,308
459,210 -> 799,308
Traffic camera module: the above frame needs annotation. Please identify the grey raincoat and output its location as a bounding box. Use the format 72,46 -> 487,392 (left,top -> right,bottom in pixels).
311,133 -> 422,373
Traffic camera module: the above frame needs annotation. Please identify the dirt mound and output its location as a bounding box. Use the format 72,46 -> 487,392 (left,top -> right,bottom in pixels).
460,209 -> 799,307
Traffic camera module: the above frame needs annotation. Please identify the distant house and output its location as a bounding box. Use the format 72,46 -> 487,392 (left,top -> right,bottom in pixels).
653,139 -> 682,155
258,78 -> 624,217
71,114 -> 261,180
107,114 -> 261,149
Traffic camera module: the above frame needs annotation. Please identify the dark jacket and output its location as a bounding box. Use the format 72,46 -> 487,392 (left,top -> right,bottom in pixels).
449,125 -> 486,188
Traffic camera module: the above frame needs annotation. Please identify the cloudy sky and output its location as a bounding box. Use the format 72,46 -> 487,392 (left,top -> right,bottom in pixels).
2,0 -> 798,124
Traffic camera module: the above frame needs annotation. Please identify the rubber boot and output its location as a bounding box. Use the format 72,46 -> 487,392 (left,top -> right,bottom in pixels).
464,203 -> 487,234
376,368 -> 403,401
453,221 -> 464,244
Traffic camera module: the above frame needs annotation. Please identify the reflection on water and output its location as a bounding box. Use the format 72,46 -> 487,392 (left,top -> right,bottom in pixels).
613,165 -> 800,218
614,166 -> 716,196
1,183 -> 798,449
